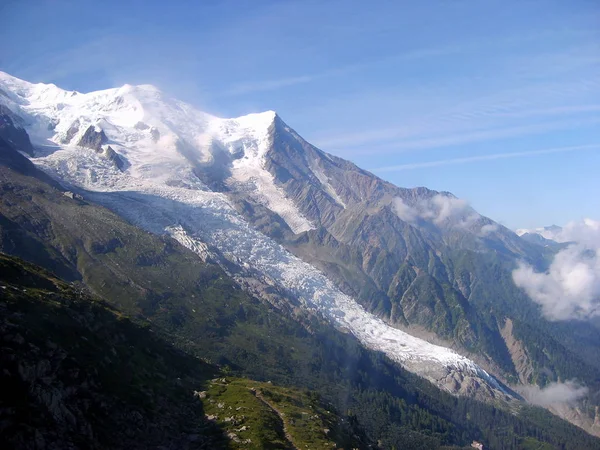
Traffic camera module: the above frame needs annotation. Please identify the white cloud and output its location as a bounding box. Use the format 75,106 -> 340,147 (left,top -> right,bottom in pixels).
392,197 -> 419,222
557,218 -> 600,246
392,194 -> 483,230
479,223 -> 499,236
427,195 -> 470,225
513,219 -> 600,320
520,380 -> 589,407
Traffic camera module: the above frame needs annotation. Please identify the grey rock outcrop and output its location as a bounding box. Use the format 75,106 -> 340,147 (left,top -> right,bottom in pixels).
75,126 -> 124,171
78,125 -> 107,151
0,105 -> 35,156
63,119 -> 80,144
104,145 -> 125,171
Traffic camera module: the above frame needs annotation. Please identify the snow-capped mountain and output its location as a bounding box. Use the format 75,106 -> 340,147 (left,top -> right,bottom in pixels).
0,71 -> 510,399
516,225 -> 563,241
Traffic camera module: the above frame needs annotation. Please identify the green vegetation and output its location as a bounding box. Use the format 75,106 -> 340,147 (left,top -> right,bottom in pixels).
203,378 -> 355,449
0,253 -> 357,449
0,253 -> 223,449
286,195 -> 600,390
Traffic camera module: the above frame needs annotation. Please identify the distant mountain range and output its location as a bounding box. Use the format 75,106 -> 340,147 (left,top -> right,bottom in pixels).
516,225 -> 563,240
1,71 -> 599,448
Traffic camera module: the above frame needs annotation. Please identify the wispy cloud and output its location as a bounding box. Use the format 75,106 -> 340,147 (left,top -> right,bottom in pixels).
223,33 -> 561,98
393,194 -> 478,227
392,194 -> 496,235
375,118 -> 600,153
225,74 -> 321,95
372,144 -> 600,172
316,75 -> 600,151
312,67 -> 600,155
489,104 -> 600,119
221,45 -> 464,96
223,27 -> 599,99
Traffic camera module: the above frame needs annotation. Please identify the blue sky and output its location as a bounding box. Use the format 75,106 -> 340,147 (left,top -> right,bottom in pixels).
1,0 -> 599,229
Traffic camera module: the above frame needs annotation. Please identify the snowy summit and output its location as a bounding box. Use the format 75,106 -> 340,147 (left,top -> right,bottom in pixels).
0,71 -> 507,397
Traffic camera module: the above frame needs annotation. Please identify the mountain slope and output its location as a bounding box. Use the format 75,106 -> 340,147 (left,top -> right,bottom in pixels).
6,252 -> 600,449
0,252 -> 224,449
257,115 -> 600,434
1,71 -> 599,440
0,123 -> 510,448
0,71 -> 509,399
220,108 -> 600,403
252,117 -> 600,379
0,253 -> 368,449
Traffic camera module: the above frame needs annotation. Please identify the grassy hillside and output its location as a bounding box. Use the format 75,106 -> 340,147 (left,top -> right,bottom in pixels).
0,253 -> 359,449
203,378 -> 355,449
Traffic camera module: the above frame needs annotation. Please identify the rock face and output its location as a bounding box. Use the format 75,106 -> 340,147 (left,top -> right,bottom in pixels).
77,125 -> 107,151
104,145 -> 125,171
76,126 -> 123,170
63,119 -> 80,144
0,105 -> 34,156
500,318 -> 534,384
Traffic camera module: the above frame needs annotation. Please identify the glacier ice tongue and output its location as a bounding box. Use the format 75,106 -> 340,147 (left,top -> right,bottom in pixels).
0,71 -> 506,397
35,147 -> 504,396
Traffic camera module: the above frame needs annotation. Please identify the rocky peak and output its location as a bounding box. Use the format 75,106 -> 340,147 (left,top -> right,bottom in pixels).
78,125 -> 107,151
104,145 -> 125,171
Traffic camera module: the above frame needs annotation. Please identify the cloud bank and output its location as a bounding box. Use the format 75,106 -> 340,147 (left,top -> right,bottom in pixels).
513,219 -> 600,320
393,194 -> 473,226
392,194 -> 491,234
520,380 -> 589,407
392,197 -> 420,223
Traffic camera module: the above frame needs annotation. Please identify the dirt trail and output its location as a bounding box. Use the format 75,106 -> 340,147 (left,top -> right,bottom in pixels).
250,388 -> 298,450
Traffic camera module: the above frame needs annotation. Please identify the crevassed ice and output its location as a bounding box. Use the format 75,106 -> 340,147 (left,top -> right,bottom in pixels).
35,146 -> 499,392
1,71 -> 500,392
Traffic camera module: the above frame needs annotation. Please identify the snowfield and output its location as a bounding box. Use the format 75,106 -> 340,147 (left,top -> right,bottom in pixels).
0,71 -> 506,396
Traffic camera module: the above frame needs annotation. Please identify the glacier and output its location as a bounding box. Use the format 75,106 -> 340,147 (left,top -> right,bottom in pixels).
0,71 -> 508,398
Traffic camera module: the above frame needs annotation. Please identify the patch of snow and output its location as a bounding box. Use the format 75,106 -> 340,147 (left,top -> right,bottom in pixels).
311,163 -> 346,208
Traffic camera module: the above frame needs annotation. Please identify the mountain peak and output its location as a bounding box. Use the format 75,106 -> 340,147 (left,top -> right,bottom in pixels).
234,109 -> 278,129
516,224 -> 563,240
0,71 -> 33,88
0,71 -> 77,107
116,83 -> 162,96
